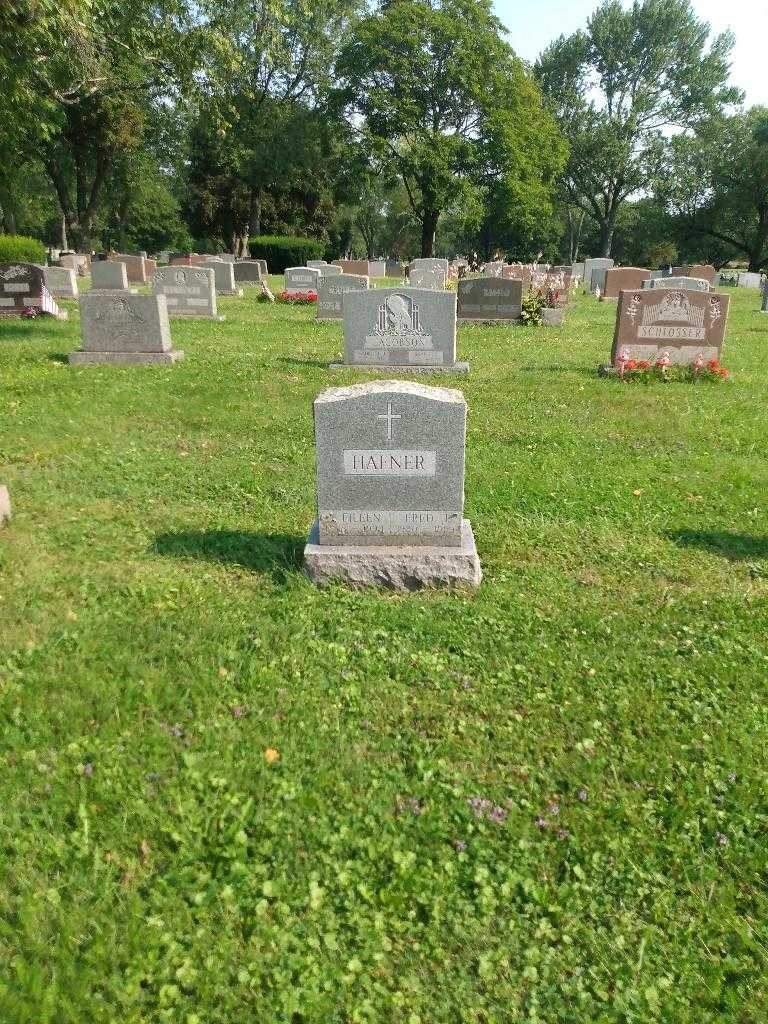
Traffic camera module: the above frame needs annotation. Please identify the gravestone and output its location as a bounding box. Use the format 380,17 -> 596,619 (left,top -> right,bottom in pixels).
673,264 -> 716,285
332,259 -> 370,276
170,254 -> 207,267
60,253 -> 89,277
202,259 -> 243,296
41,265 -> 78,298
502,265 -> 532,290
584,258 -> 615,292
332,288 -> 467,373
601,267 -> 651,300
0,484 -> 10,526
69,293 -> 183,365
411,258 -> 449,277
254,259 -> 268,277
610,288 -> 730,367
368,260 -> 386,278
410,267 -> 445,290
91,260 -> 131,292
219,254 -> 235,263
642,276 -> 711,292
0,263 -> 64,318
737,271 -> 763,289
457,277 -> 522,322
112,253 -> 147,284
233,261 -> 263,284
153,267 -> 221,319
761,282 -> 768,313
307,261 -> 343,275
316,274 -> 369,320
385,260 -> 405,278
483,261 -> 505,278
571,262 -> 585,279
284,266 -> 321,295
303,380 -> 481,590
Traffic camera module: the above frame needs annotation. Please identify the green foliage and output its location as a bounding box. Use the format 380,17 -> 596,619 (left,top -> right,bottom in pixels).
249,235 -> 325,271
537,0 -> 741,256
336,0 -> 565,256
0,233 -> 46,263
520,290 -> 546,325
1,286 -> 767,1020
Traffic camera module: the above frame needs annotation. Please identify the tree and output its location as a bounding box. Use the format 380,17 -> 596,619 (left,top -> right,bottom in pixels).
336,0 -> 565,257
660,108 -> 768,272
535,0 -> 741,257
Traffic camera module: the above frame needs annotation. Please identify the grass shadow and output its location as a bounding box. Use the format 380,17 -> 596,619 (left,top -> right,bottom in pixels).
669,530 -> 768,562
48,352 -> 70,364
278,357 -> 330,369
152,529 -> 305,581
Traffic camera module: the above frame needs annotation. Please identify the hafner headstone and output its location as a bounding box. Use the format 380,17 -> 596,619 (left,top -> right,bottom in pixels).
601,267 -> 651,300
69,293 -> 184,365
303,380 -> 481,590
153,267 -> 221,319
91,260 -> 131,292
332,288 -> 467,373
284,266 -> 321,295
457,277 -> 522,322
642,276 -> 711,292
40,265 -> 78,298
0,263 -> 64,318
316,273 -> 369,320
202,259 -> 243,296
611,287 -> 730,366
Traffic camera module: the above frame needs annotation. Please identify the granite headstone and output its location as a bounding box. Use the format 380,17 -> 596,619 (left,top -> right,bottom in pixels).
153,267 -> 221,318
316,274 -> 370,320
457,277 -> 522,322
611,287 -> 730,366
69,293 -> 184,365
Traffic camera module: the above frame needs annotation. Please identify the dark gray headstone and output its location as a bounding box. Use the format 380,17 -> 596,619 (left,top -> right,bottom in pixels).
316,274 -> 369,320
457,277 -> 522,321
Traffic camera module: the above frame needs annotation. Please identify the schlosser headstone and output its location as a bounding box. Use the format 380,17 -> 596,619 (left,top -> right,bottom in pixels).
69,293 -> 184,365
610,287 -> 730,366
332,288 -> 467,373
303,379 -> 481,590
153,267 -> 221,319
457,277 -> 522,322
316,274 -> 369,320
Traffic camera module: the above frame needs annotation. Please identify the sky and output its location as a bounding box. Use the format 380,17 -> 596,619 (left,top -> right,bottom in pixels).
493,0 -> 768,107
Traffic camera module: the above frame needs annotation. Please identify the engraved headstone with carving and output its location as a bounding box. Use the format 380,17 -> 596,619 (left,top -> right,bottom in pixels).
303,380 -> 481,589
69,293 -> 183,365
409,267 -> 445,289
457,277 -> 522,321
332,288 -> 467,373
0,263 -> 64,318
611,288 -> 730,366
153,267 -> 221,319
316,273 -> 369,320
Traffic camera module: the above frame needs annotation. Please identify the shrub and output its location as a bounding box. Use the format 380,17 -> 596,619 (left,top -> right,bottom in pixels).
520,291 -> 545,325
249,235 -> 324,273
0,234 -> 46,265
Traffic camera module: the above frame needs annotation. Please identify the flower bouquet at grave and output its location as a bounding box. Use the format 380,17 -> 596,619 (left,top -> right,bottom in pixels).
615,348 -> 729,383
520,287 -> 562,325
277,290 -> 318,304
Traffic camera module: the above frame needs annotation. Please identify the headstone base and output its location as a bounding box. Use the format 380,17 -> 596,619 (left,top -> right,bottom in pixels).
328,361 -> 469,375
89,288 -> 139,295
68,350 -> 184,365
458,318 -> 520,325
0,485 -> 11,525
219,288 -> 244,298
303,518 -> 481,591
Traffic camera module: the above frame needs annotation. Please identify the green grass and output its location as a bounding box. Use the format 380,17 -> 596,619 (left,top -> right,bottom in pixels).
1,280 -> 767,1023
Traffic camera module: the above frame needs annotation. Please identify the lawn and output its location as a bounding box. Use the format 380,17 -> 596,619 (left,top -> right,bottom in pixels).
1,280 -> 767,1023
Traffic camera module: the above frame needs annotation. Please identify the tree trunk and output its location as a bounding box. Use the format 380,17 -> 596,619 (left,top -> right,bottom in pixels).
61,216 -> 68,251
420,207 -> 439,258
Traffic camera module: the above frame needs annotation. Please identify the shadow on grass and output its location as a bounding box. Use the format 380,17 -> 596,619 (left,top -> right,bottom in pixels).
48,352 -> 70,364
278,357 -> 330,369
669,530 -> 768,562
152,529 -> 305,581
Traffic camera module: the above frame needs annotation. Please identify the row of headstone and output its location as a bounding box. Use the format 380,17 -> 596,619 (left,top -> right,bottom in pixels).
717,270 -> 765,289
332,259 -> 387,278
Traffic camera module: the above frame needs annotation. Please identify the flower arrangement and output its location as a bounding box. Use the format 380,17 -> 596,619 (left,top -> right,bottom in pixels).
22,306 -> 38,319
277,290 -> 317,304
614,347 -> 729,382
520,287 -> 562,325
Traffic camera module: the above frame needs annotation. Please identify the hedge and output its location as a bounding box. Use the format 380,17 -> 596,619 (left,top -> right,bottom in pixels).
0,234 -> 46,265
248,235 -> 325,273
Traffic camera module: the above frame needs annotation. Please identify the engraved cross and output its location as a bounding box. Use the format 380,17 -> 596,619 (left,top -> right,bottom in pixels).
377,401 -> 401,440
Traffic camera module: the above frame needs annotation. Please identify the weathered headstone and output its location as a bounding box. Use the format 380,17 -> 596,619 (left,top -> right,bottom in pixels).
0,484 -> 10,526
409,267 -> 445,290
736,271 -> 763,289
69,293 -> 183,365
584,257 -> 615,292
457,277 -> 522,322
111,253 -> 147,284
202,260 -> 243,296
284,266 -> 321,295
60,253 -> 90,277
368,260 -> 386,278
673,264 -> 716,285
255,259 -> 268,277
601,267 -> 651,300
761,282 -> 768,313
233,261 -> 263,284
642,276 -> 711,292
332,288 -> 467,373
502,265 -> 532,290
483,261 -> 505,278
0,263 -> 64,318
411,258 -> 449,277
91,260 -> 131,292
303,380 -> 481,590
153,267 -> 221,319
385,260 -> 405,278
610,287 -> 730,367
316,274 -> 369,320
41,265 -> 78,298
332,259 -> 370,276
